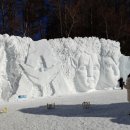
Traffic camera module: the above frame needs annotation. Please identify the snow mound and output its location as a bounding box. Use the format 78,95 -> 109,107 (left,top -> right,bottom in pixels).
0,34 -> 129,101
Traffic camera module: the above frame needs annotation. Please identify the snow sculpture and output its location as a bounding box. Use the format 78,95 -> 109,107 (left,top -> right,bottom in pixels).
97,39 -> 120,89
74,38 -> 94,92
0,35 -> 32,101
74,37 -> 101,92
91,37 -> 101,88
0,40 -> 12,101
18,40 -> 58,98
0,34 -> 129,101
74,52 -> 93,92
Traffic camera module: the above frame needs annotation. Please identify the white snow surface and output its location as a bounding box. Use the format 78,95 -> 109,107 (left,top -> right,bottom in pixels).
0,34 -> 130,101
0,89 -> 130,130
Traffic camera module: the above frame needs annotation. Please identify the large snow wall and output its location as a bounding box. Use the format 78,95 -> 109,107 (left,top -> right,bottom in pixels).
0,34 -> 129,101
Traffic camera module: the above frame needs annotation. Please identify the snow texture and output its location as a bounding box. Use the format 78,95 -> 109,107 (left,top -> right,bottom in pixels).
0,34 -> 129,101
0,89 -> 130,130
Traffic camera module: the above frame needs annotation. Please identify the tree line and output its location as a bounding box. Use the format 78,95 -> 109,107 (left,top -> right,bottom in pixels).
0,0 -> 130,55
0,0 -> 46,39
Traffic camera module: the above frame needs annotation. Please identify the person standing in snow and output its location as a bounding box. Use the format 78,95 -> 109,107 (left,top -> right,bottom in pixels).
118,77 -> 124,89
124,74 -> 130,108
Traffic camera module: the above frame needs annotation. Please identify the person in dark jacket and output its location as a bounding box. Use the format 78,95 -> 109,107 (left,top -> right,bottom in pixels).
118,77 -> 124,89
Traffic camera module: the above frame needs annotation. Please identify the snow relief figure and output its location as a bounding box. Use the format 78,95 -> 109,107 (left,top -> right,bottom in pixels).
90,37 -> 101,88
0,35 -> 125,101
74,38 -> 94,92
97,39 -> 120,89
0,36 -> 13,101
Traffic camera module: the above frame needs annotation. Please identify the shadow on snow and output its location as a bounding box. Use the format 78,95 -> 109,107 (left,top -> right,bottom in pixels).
19,102 -> 130,125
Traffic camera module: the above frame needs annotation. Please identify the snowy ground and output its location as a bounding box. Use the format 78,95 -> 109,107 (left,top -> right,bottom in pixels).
0,89 -> 130,130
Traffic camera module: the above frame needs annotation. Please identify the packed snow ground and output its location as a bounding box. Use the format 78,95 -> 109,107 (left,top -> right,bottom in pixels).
0,89 -> 130,130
